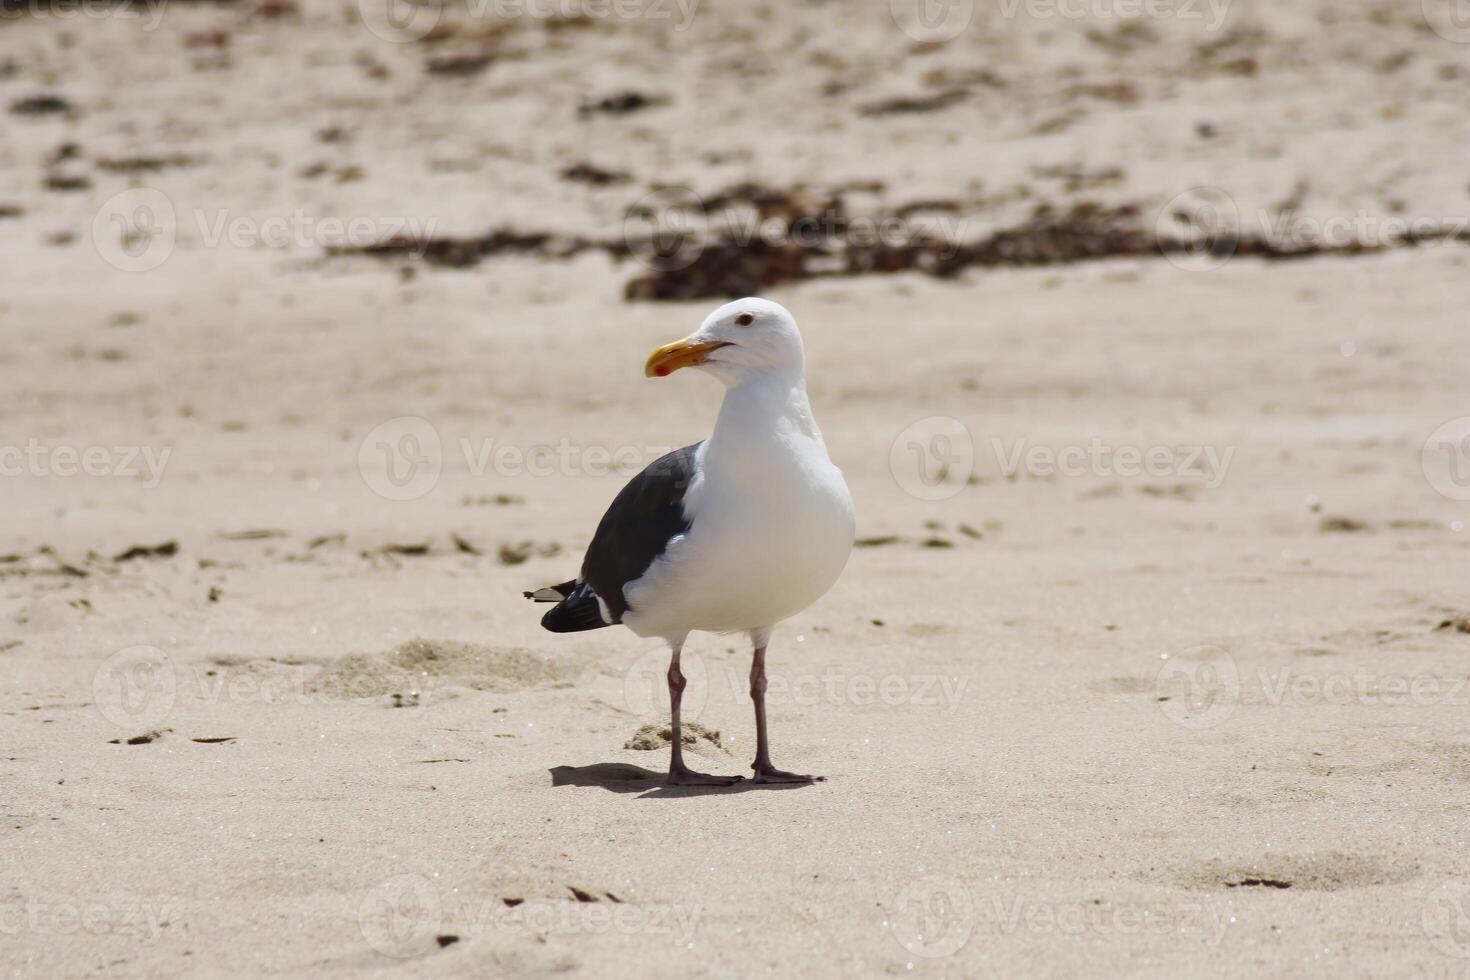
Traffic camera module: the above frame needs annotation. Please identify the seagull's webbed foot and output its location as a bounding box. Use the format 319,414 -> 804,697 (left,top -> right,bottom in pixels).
751,763 -> 825,784
667,763 -> 744,787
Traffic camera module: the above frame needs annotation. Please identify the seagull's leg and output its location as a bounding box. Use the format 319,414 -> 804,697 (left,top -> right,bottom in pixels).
665,638 -> 742,787
749,634 -> 825,784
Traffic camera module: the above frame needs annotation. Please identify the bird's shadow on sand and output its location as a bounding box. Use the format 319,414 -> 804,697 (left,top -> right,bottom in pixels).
549,763 -> 818,798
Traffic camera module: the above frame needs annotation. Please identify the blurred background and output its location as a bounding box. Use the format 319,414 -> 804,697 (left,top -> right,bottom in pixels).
4,0 -> 1467,544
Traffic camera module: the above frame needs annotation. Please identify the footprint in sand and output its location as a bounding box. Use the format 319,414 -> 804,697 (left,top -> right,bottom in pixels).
1170,852 -> 1417,893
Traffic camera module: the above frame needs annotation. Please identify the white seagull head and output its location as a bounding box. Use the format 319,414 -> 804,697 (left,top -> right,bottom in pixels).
645,297 -> 805,387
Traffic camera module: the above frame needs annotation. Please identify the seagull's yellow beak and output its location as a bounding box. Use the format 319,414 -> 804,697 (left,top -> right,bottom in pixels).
644,337 -> 733,378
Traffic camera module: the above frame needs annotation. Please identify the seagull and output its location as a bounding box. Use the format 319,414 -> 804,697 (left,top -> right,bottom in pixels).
526,298 -> 855,786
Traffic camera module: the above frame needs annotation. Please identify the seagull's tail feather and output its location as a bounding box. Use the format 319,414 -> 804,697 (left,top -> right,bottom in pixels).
524,580 -> 578,603
527,580 -> 614,633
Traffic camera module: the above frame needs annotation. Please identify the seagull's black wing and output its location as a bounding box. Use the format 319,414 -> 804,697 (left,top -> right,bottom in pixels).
525,443 -> 699,633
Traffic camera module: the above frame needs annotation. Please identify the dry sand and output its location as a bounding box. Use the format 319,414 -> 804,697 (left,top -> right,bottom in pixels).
3,1 -> 1470,976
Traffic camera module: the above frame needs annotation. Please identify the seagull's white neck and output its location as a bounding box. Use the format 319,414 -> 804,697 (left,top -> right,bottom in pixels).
706,370 -> 826,463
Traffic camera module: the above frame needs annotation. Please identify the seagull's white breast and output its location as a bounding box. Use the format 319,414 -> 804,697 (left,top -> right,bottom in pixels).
622,411 -> 854,639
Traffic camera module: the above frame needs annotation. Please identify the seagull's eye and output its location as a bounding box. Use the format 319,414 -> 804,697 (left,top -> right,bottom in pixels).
734,313 -> 755,327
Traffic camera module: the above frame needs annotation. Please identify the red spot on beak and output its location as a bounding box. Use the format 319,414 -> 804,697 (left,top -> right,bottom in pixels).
655,366 -> 670,377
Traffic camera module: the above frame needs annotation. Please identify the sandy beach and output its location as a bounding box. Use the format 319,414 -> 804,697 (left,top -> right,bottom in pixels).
3,0 -> 1470,976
